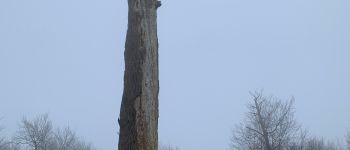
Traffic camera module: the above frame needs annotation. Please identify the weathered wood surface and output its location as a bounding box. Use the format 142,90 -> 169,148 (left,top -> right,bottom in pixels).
118,0 -> 159,150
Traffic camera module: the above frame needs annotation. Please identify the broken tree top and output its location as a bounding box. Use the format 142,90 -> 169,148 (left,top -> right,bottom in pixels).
156,1 -> 161,9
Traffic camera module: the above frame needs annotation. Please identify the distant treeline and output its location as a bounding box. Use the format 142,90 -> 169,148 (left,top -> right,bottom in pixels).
2,91 -> 350,150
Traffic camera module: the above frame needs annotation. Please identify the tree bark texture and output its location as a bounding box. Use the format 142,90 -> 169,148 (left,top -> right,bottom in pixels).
118,0 -> 159,150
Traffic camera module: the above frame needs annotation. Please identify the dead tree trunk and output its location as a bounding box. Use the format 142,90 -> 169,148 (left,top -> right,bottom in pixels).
118,0 -> 159,150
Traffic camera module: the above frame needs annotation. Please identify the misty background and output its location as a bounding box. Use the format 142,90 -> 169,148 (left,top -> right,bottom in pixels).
1,0 -> 350,149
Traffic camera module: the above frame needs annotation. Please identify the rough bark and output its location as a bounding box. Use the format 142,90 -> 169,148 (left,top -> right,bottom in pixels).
118,0 -> 159,150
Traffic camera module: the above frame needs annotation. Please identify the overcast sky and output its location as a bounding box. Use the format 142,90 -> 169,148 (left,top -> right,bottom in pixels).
1,0 -> 350,150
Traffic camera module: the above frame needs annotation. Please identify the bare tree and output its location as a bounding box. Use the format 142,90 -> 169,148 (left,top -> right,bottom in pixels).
0,123 -> 10,150
0,140 -> 8,150
231,91 -> 300,150
158,143 -> 179,150
71,140 -> 94,150
346,132 -> 350,150
303,137 -> 344,150
14,114 -> 53,150
50,127 -> 77,150
286,129 -> 308,150
0,114 -> 96,150
0,141 -> 18,150
1,118 -> 21,150
52,127 -> 95,150
118,0 -> 160,149
1,142 -> 21,150
305,137 -> 327,150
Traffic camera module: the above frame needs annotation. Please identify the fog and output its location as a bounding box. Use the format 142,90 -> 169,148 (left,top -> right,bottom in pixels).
1,0 -> 349,149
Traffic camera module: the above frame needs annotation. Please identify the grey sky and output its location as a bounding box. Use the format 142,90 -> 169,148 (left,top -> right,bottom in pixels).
1,0 -> 349,150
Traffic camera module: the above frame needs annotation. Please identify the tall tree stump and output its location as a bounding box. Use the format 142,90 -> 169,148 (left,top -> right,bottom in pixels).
118,0 -> 159,150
